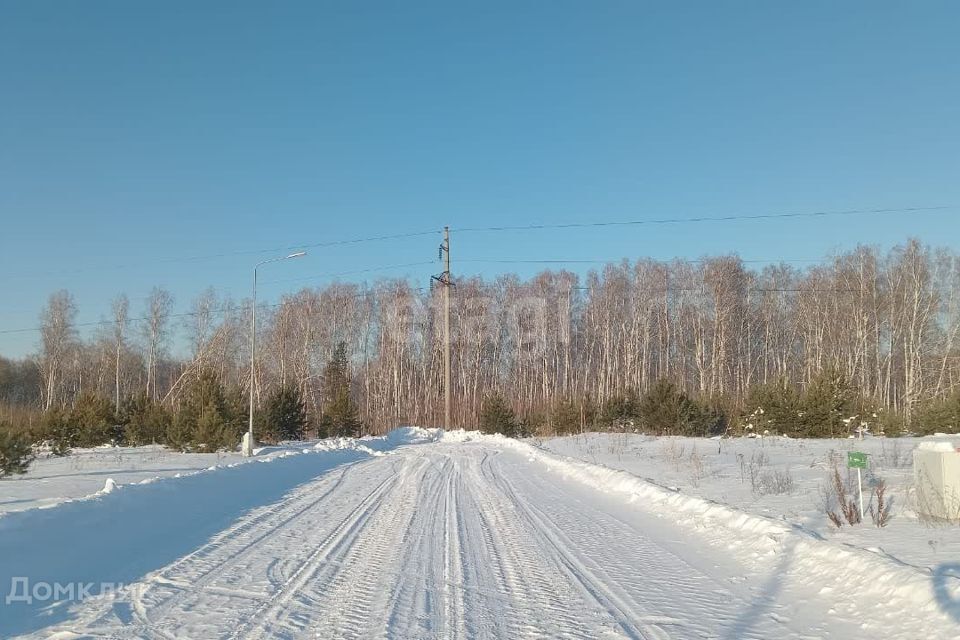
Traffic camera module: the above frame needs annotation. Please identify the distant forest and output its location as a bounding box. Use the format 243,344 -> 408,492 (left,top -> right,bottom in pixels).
1,238 -> 959,444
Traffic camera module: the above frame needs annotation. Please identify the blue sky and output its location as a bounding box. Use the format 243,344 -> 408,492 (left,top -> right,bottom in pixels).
1,1 -> 958,358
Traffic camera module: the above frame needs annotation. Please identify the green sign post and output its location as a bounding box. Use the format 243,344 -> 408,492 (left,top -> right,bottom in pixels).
848,451 -> 867,521
848,452 -> 867,469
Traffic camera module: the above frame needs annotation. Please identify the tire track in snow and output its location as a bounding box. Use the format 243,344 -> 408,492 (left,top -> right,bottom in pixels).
380,454 -> 458,638
466,450 -> 630,640
129,462 -> 359,635
375,450 -> 517,639
301,455 -> 429,639
481,451 -> 660,640
482,446 -> 852,640
370,447 -> 635,639
230,463 -> 404,640
43,458 -> 387,640
443,455 -> 467,640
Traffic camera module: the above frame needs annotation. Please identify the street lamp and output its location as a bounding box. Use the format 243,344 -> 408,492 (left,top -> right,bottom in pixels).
243,251 -> 306,456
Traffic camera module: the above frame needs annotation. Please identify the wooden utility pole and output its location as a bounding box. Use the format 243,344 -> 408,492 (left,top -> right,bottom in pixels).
443,226 -> 452,428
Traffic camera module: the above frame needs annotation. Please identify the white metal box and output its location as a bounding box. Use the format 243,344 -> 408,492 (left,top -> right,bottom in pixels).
914,442 -> 960,521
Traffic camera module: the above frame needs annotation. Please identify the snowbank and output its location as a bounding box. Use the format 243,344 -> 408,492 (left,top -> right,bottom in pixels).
0,428 -> 440,519
361,426 -> 444,450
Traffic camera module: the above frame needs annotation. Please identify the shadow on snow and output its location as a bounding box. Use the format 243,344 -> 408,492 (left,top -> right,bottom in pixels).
932,562 -> 960,626
0,449 -> 371,638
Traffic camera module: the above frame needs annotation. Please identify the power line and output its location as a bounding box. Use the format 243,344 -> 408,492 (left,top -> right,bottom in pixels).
3,204 -> 947,335
457,257 -> 824,266
13,229 -> 443,280
247,230 -> 441,257
261,261 -> 437,286
2,258 -> 439,335
460,259 -> 612,265
451,205 -> 950,234
570,286 -> 859,294
10,204 -> 950,279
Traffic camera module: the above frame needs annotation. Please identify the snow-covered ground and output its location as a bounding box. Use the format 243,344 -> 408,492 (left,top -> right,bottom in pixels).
0,429 -> 957,639
0,445 -> 248,516
0,429 -> 433,516
538,432 -> 960,575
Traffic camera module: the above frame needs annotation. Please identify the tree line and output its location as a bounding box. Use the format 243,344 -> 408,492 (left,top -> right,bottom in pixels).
0,342 -> 360,474
1,238 -> 959,457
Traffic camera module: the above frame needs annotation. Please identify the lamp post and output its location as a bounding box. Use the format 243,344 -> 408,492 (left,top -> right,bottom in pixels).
244,251 -> 306,456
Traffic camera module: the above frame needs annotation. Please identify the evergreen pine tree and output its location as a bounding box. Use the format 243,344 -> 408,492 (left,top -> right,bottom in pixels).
638,380 -> 721,436
319,342 -> 361,438
916,390 -> 960,435
119,393 -> 172,445
600,390 -> 641,431
479,394 -> 519,436
221,384 -> 249,446
39,406 -> 75,455
165,412 -> 194,452
264,385 -> 309,441
639,380 -> 685,434
550,398 -> 582,435
39,393 -> 118,451
741,379 -> 802,435
170,370 -> 235,452
800,368 -> 857,438
0,423 -> 34,478
70,393 -> 119,446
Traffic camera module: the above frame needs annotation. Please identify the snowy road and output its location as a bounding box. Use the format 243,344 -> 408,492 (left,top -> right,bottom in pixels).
15,443 -> 892,639
11,439 -> 916,640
